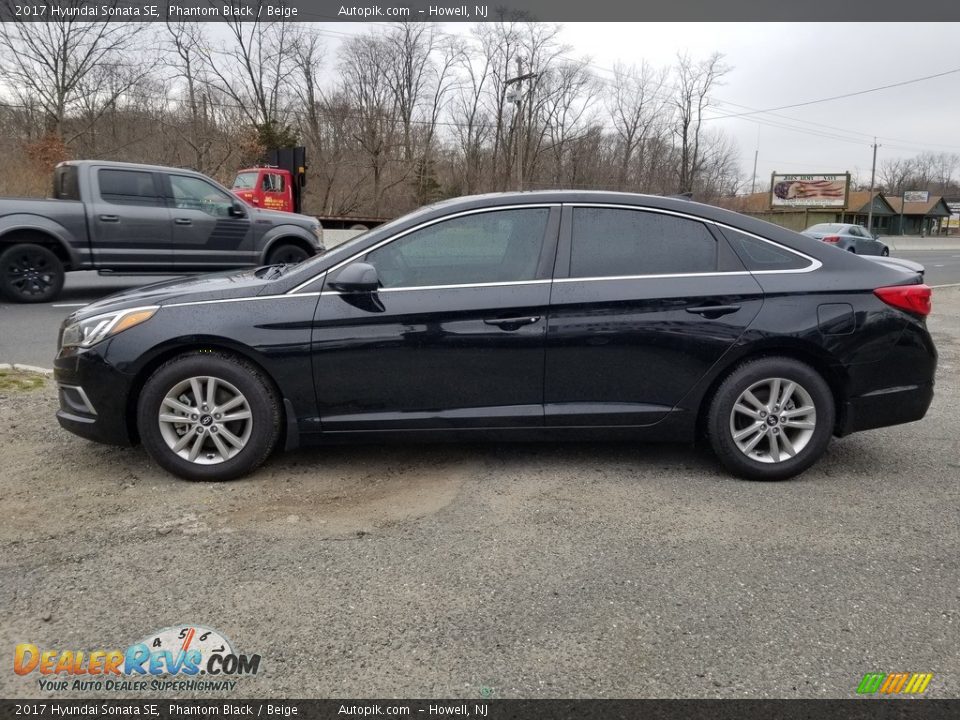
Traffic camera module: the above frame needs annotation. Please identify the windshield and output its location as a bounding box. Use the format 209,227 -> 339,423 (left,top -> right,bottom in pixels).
806,223 -> 845,233
232,172 -> 259,189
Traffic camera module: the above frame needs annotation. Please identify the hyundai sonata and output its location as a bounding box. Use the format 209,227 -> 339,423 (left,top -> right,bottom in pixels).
55,192 -> 936,482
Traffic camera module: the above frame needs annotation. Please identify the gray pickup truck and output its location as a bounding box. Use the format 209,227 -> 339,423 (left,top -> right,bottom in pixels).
0,160 -> 325,302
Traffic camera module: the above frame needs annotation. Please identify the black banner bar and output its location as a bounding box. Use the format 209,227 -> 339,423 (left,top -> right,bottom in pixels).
2,699 -> 960,720
5,0 -> 960,22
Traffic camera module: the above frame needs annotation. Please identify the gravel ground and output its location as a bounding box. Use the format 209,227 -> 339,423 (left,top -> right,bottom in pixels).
1,289 -> 958,700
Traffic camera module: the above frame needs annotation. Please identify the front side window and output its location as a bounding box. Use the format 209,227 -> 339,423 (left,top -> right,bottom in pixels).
570,207 -> 717,278
364,208 -> 549,288
98,169 -> 161,206
169,175 -> 235,218
263,173 -> 285,192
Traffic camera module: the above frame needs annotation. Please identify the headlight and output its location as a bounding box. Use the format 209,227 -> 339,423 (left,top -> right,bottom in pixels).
60,306 -> 158,349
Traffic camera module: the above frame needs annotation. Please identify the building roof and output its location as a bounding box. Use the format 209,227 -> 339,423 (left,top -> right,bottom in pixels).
886,195 -> 952,217
844,191 -> 895,215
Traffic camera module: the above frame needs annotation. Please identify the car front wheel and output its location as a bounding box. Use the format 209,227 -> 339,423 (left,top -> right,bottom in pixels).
707,357 -> 835,481
137,352 -> 281,481
0,243 -> 65,303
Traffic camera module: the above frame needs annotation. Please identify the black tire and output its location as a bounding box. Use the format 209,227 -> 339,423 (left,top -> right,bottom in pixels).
847,247 -> 856,253
880,247 -> 890,257
0,243 -> 65,303
136,352 -> 281,482
267,243 -> 310,265
706,357 -> 835,481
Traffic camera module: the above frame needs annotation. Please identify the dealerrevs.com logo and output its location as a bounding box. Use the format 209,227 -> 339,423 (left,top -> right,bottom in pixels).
15,625 -> 261,693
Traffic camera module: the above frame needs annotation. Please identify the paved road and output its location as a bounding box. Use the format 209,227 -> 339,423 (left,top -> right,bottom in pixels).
2,251 -> 960,368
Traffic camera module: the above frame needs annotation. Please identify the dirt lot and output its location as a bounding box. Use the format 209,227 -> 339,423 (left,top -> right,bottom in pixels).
2,289 -> 959,699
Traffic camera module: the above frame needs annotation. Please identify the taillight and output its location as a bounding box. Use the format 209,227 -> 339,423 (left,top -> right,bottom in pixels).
822,235 -> 841,244
874,284 -> 932,317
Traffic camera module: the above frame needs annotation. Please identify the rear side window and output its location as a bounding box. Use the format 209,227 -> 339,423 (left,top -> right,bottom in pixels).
570,207 -> 716,277
720,227 -> 811,271
98,169 -> 162,206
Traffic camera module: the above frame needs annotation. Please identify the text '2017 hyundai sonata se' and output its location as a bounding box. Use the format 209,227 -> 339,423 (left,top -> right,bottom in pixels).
55,192 -> 937,482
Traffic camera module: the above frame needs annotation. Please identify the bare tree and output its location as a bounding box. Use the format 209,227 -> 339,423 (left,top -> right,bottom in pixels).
163,21 -> 224,172
672,52 -> 729,195
0,9 -> 142,139
199,12 -> 296,146
449,42 -> 493,195
539,59 -> 600,186
339,33 -> 401,216
607,61 -> 669,190
878,157 -> 913,195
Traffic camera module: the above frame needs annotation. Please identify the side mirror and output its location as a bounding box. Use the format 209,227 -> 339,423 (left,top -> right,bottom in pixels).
330,262 -> 380,293
229,201 -> 247,218
873,232 -> 880,240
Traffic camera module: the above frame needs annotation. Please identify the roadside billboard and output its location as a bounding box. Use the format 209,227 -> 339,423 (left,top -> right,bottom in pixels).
770,173 -> 850,209
903,191 -> 930,203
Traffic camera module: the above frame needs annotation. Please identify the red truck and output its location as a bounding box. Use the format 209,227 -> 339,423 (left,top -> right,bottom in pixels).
231,148 -> 386,234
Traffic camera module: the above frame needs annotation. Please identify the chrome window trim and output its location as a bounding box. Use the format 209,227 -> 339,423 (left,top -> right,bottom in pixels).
289,200 -> 822,296
567,203 -> 823,275
553,271 -> 752,283
287,204 -> 560,294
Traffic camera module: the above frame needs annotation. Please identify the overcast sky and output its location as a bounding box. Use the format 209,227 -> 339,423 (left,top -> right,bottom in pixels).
556,22 -> 960,189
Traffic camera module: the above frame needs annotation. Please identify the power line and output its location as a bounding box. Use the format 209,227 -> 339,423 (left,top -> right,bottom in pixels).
705,66 -> 960,121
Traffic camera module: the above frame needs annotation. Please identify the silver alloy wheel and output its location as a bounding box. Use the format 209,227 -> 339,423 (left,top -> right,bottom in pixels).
729,377 -> 816,464
157,376 -> 253,465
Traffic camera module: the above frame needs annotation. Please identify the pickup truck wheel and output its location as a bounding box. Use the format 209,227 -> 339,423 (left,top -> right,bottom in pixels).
137,352 -> 281,482
267,243 -> 309,266
0,243 -> 65,303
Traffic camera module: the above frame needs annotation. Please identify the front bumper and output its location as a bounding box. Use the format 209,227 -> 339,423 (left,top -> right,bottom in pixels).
54,346 -> 136,446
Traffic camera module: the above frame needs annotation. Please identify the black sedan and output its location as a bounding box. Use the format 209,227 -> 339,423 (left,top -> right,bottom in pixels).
54,192 -> 937,482
802,223 -> 890,256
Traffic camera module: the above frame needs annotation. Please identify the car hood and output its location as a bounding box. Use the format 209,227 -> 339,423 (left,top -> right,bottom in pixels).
67,269 -> 275,322
249,207 -> 318,227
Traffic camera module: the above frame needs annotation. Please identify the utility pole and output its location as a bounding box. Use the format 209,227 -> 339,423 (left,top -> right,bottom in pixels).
750,125 -> 760,194
866,138 -> 878,233
505,60 -> 538,192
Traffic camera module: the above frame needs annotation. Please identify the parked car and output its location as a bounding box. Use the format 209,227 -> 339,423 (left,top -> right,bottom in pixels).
54,191 -> 936,482
802,223 -> 889,256
0,160 -> 325,303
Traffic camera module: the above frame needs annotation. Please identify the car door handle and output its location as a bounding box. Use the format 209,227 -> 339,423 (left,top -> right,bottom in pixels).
483,316 -> 541,329
98,214 -> 119,222
174,218 -> 193,225
686,304 -> 741,318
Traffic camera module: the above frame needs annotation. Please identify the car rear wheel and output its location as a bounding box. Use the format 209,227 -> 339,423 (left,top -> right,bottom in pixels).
137,352 -> 281,481
267,243 -> 309,265
0,243 -> 65,303
707,357 -> 835,481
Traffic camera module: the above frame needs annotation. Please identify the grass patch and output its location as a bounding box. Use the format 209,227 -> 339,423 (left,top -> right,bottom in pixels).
0,369 -> 46,391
